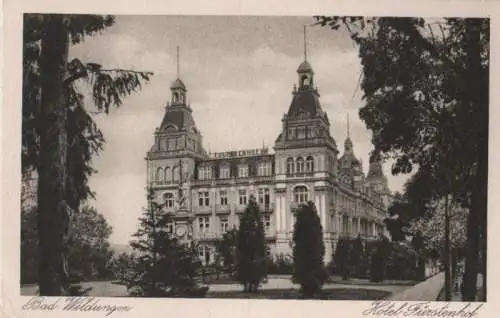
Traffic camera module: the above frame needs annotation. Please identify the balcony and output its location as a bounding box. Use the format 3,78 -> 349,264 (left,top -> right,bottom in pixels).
194,230 -> 218,241
258,203 -> 274,212
286,172 -> 314,179
215,204 -> 230,214
253,175 -> 274,183
191,179 -> 213,187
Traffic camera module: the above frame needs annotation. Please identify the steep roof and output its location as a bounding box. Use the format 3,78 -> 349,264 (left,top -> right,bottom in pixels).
297,60 -> 313,73
367,161 -> 385,179
159,106 -> 196,132
171,78 -> 186,90
287,89 -> 322,118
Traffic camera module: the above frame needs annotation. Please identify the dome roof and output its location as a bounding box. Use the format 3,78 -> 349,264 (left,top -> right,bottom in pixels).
297,60 -> 313,73
171,78 -> 186,90
344,137 -> 353,149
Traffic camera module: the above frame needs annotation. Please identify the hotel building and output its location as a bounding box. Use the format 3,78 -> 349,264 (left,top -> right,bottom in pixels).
145,46 -> 391,265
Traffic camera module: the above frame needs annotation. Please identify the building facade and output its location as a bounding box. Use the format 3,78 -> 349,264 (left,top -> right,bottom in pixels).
145,54 -> 390,265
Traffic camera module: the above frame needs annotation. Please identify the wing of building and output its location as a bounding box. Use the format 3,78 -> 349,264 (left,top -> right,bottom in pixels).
145,49 -> 392,265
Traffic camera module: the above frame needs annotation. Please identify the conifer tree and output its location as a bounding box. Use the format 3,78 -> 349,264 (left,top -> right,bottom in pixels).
23,14 -> 152,295
333,238 -> 350,280
125,189 -> 205,297
292,201 -> 327,298
235,195 -> 268,292
215,228 -> 238,277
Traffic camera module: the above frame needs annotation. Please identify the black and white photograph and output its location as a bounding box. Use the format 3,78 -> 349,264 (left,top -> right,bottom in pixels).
4,4 -> 491,312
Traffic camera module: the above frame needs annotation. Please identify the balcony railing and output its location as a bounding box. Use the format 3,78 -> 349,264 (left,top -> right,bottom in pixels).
286,172 -> 314,178
258,203 -> 274,212
215,204 -> 230,213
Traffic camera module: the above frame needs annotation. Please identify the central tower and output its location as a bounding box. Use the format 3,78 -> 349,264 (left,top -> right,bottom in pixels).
146,46 -> 208,243
273,26 -> 339,261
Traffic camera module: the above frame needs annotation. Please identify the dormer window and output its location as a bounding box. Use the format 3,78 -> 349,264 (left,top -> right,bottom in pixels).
258,162 -> 271,176
168,138 -> 176,151
297,127 -> 306,139
220,165 -> 230,179
198,166 -> 212,180
238,164 -> 249,178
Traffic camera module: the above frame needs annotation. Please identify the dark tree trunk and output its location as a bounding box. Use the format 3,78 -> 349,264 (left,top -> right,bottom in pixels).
461,18 -> 487,302
37,14 -> 70,296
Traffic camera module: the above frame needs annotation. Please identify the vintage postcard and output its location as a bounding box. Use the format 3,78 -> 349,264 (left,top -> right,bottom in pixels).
1,0 -> 498,317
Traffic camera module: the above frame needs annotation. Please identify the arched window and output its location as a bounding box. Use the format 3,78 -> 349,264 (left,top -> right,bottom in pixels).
301,75 -> 309,87
164,192 -> 174,208
164,167 -> 171,183
306,156 -> 314,172
156,167 -> 164,183
172,166 -> 178,182
173,92 -> 179,102
293,186 -> 308,203
296,157 -> 304,173
342,215 -> 349,235
287,158 -> 294,175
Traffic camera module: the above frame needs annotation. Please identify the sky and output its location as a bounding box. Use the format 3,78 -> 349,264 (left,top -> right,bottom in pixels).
69,15 -> 412,245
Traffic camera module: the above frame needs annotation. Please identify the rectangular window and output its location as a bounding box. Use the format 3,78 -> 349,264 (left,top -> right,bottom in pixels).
167,222 -> 174,234
297,126 -> 306,139
264,162 -> 271,176
198,191 -> 210,207
257,188 -> 271,206
198,166 -> 212,180
168,138 -> 176,150
261,215 -> 271,232
257,162 -> 271,176
198,216 -> 210,233
238,165 -> 249,178
238,189 -> 247,205
220,166 -> 230,179
164,193 -> 174,208
219,190 -> 228,205
220,216 -> 229,234
258,188 -> 264,204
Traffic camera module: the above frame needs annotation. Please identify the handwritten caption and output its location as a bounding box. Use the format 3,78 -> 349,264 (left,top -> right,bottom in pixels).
22,296 -> 132,316
362,301 -> 484,317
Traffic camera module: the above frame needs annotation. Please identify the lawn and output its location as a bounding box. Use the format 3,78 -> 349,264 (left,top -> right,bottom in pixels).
327,276 -> 417,286
206,288 -> 392,300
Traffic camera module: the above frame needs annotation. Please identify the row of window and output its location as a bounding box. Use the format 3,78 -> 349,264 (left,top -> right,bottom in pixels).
166,215 -> 272,236
287,126 -> 320,140
198,161 -> 272,180
340,216 -> 383,236
163,186 -> 380,213
162,188 -> 272,208
286,156 -> 314,175
154,164 -> 187,184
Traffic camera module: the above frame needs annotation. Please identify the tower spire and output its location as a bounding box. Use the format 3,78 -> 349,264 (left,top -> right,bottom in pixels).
176,45 -> 180,79
303,25 -> 308,62
347,113 -> 350,138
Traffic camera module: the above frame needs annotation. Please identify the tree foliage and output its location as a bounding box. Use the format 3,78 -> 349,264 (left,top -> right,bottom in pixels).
124,189 -> 205,297
67,206 -> 114,280
405,198 -> 467,252
215,228 -> 238,276
22,13 -> 153,295
23,14 -> 152,205
315,16 -> 488,300
21,204 -> 115,284
333,238 -> 351,280
235,196 -> 268,292
110,252 -> 138,284
292,201 -> 327,298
